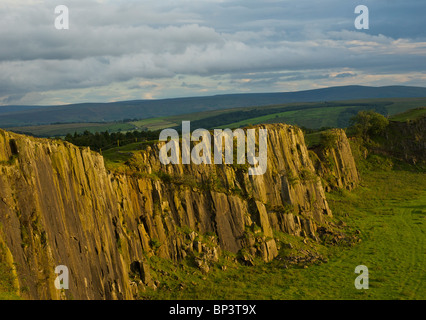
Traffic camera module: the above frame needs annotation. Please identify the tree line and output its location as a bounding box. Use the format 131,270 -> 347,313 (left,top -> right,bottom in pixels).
64,130 -> 161,152
64,110 -> 389,152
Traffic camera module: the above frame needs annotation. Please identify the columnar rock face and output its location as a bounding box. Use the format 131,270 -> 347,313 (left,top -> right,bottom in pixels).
310,129 -> 360,192
382,116 -> 426,164
0,130 -> 132,300
0,124 -> 357,300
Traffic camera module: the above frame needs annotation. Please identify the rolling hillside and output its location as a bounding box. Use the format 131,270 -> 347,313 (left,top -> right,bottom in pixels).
1,85 -> 426,129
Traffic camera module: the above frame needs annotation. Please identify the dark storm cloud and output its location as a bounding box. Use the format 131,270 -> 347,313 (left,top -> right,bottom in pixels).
333,72 -> 357,79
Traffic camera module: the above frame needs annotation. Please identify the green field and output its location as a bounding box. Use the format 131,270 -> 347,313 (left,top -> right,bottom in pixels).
218,106 -> 353,129
216,110 -> 300,129
4,85 -> 425,129
138,163 -> 425,300
130,107 -> 254,131
6,97 -> 426,137
383,98 -> 426,116
390,107 -> 426,122
130,118 -> 179,131
133,97 -> 426,132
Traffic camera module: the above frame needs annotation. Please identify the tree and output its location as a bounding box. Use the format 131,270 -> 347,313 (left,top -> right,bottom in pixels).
65,133 -> 73,142
350,110 -> 389,139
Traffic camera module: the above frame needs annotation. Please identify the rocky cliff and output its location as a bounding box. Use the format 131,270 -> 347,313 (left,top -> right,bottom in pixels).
310,129 -> 360,192
381,116 -> 426,164
0,124 -> 358,300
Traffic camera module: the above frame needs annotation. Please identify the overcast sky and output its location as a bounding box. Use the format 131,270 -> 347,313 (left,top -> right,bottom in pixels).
1,0 -> 425,105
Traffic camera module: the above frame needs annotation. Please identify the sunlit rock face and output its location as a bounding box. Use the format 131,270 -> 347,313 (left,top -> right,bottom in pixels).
0,124 -> 358,299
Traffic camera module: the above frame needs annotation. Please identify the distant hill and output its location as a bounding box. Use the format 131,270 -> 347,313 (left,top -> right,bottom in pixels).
0,105 -> 45,115
1,85 -> 426,128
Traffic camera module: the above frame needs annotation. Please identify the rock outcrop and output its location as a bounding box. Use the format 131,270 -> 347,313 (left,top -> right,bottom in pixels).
0,130 -> 132,299
0,124 -> 358,300
310,129 -> 360,191
381,116 -> 426,164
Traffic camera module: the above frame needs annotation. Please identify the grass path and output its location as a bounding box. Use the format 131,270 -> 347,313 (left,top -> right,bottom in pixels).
272,169 -> 425,299
268,169 -> 425,299
295,186 -> 425,300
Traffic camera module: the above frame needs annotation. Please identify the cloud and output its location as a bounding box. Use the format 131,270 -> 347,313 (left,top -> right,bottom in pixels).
181,82 -> 204,89
0,0 -> 425,105
332,72 -> 357,79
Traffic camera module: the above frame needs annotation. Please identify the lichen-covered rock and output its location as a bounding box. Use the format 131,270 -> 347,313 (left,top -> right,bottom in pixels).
0,124 -> 355,300
310,129 -> 360,191
0,131 -> 133,300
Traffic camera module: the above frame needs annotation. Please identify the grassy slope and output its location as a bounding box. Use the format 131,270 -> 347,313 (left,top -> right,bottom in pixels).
217,106 -> 354,129
130,118 -> 179,131
7,97 -> 426,137
390,107 -> 426,122
3,85 -> 425,128
102,141 -> 144,170
219,99 -> 426,130
137,97 -> 426,131
323,167 -> 425,299
139,161 -> 425,300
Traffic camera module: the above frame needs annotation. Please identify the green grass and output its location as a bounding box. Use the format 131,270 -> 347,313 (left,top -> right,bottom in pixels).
383,98 -> 426,116
304,131 -> 324,148
5,97 -> 426,136
272,106 -> 354,129
0,259 -> 20,300
131,98 -> 426,131
130,118 -> 179,131
216,110 -> 300,129
323,169 -> 425,299
102,140 -> 159,171
130,107 -> 258,131
102,142 -> 141,169
217,106 -> 354,129
176,98 -> 426,130
390,107 -> 426,122
139,166 -> 426,300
